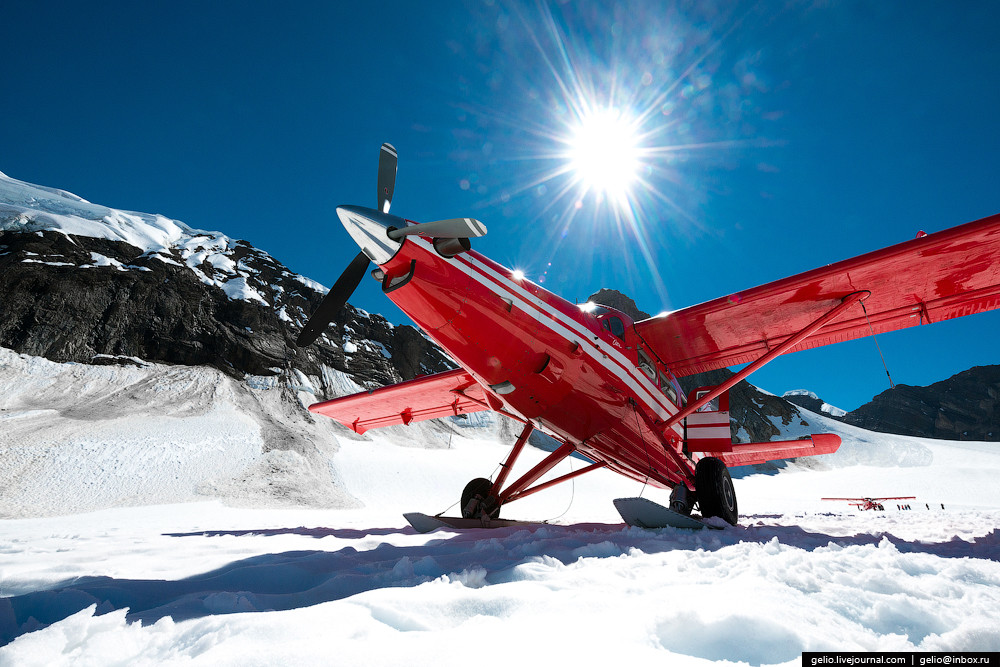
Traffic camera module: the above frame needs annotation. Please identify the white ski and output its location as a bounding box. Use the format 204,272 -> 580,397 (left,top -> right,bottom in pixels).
614,497 -> 724,530
403,512 -> 540,534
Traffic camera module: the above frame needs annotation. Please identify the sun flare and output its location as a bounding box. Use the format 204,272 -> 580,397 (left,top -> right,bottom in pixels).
566,108 -> 642,202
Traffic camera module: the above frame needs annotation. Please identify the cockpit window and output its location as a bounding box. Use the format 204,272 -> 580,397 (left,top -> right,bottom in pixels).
597,313 -> 625,340
607,316 -> 625,340
585,304 -> 629,342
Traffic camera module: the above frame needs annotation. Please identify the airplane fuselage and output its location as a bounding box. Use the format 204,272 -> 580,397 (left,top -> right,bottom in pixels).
376,228 -> 695,488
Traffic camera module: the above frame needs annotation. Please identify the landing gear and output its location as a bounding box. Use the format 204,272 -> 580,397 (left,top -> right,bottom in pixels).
695,457 -> 738,525
669,483 -> 693,515
460,477 -> 500,519
405,424 -> 608,531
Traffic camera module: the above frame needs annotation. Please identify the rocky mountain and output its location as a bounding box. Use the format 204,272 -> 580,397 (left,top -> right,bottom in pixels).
7,171 -> 992,459
782,390 -> 848,418
587,289 -> 812,445
840,365 -> 1000,441
0,172 -> 453,397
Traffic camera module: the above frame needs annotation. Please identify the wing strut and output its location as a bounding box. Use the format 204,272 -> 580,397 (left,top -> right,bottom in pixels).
662,290 -> 869,432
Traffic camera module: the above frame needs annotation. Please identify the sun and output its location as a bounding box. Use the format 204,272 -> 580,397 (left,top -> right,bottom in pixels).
566,108 -> 642,202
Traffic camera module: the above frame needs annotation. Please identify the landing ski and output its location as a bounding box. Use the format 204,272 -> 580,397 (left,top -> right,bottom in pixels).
404,512 -> 541,534
614,497 -> 723,530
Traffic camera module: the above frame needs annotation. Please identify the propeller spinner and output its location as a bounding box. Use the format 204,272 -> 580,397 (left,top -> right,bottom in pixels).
296,143 -> 487,347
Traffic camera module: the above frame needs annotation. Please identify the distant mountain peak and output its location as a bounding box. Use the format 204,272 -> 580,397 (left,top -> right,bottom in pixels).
782,390 -> 848,418
587,288 -> 652,320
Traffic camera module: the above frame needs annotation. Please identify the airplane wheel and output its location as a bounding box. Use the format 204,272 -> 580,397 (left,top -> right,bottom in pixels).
695,457 -> 738,525
461,477 -> 501,519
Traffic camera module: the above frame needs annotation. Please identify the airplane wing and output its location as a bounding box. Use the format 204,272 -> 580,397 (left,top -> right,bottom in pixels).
309,368 -> 490,434
635,213 -> 1000,377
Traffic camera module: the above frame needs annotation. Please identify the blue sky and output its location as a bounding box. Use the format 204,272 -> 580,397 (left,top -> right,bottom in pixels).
4,1 -> 999,411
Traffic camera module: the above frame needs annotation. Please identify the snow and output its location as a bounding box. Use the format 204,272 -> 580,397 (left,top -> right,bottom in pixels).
784,389 -> 848,417
368,340 -> 393,359
1,348 -> 1000,662
785,389 -> 820,399
0,172 -> 307,306
822,402 -> 848,417
218,275 -> 268,305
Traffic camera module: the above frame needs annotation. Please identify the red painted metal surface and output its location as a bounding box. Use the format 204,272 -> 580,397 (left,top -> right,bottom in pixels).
718,434 -> 842,467
309,209 -> 1000,505
822,496 -> 916,511
499,442 -> 576,503
309,368 -> 487,434
490,422 -> 534,498
685,387 -> 732,453
635,213 -> 1000,377
662,291 -> 868,430
505,461 -> 608,502
375,236 -> 695,490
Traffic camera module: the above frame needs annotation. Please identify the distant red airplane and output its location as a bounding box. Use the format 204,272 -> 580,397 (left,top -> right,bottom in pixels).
298,143 -> 1000,529
823,497 -> 917,511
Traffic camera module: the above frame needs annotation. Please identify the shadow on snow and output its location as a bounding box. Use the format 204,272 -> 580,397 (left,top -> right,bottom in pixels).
2,521 -> 997,646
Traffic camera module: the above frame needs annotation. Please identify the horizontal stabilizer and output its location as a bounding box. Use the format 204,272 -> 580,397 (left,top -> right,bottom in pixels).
716,433 -> 841,467
309,368 -> 489,434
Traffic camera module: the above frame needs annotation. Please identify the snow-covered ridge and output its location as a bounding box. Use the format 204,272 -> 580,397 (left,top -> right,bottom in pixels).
0,171 -> 325,306
783,388 -> 848,417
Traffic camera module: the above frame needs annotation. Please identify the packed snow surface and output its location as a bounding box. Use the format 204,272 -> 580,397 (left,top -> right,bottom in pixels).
2,350 -> 999,664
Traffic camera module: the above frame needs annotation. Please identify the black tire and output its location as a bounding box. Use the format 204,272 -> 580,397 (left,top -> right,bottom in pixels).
460,477 -> 500,519
695,457 -> 738,525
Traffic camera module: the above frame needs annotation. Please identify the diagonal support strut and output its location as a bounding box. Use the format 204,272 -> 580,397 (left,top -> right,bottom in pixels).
490,422 -> 534,498
663,290 -> 869,432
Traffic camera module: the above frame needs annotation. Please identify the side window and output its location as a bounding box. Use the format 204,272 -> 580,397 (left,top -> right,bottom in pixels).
637,349 -> 656,382
659,372 -> 678,404
695,389 -> 720,413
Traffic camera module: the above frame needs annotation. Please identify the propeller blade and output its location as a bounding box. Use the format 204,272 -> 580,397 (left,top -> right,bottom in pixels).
296,250 -> 371,347
387,217 -> 487,240
377,143 -> 397,214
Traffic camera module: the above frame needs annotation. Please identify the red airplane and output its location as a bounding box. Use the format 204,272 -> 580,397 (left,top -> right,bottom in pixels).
297,143 -> 1000,529
822,497 -> 917,511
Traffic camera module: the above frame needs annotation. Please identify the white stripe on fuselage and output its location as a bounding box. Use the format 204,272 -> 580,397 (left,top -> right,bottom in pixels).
406,239 -> 683,433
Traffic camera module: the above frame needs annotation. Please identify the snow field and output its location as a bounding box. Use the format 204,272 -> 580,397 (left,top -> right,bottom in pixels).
1,348 -> 999,662
1,501 -> 998,665
0,351 -> 265,518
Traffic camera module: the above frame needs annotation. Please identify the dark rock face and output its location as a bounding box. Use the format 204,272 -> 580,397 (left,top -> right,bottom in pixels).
587,290 -> 809,444
784,393 -> 827,414
587,288 -> 652,319
842,366 -> 1000,441
0,229 -> 453,396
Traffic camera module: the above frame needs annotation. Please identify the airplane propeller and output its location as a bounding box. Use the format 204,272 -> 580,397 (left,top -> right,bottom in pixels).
295,143 -> 487,347
387,217 -> 487,240
296,143 -> 397,347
